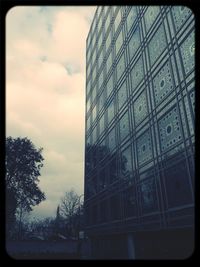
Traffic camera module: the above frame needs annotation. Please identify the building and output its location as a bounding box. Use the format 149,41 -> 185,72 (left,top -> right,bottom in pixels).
84,6 -> 195,259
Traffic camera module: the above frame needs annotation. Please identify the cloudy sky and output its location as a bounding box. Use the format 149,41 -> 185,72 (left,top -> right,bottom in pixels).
6,6 -> 96,219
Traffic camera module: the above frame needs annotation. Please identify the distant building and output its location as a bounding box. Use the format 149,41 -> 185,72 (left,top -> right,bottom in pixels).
84,6 -> 195,259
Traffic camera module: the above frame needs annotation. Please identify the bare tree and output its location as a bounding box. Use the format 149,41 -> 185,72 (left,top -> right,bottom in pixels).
60,189 -> 82,238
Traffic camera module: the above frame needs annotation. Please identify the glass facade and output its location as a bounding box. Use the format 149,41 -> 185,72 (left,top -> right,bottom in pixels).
85,6 -> 195,234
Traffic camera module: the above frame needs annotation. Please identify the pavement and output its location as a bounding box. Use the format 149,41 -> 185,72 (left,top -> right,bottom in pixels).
6,239 -> 91,260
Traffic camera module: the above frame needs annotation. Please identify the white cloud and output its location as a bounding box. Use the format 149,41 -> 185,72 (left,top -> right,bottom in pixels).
6,6 -> 96,219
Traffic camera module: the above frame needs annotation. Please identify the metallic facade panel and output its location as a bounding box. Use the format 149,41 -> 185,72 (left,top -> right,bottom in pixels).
136,130 -> 153,166
133,90 -> 148,126
85,6 -> 195,234
153,61 -> 174,105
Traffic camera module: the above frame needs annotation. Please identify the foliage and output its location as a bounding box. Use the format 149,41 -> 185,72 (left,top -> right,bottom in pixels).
6,136 -> 46,239
6,137 -> 45,212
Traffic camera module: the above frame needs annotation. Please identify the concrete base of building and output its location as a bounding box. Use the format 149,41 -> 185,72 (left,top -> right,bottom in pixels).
88,227 -> 194,260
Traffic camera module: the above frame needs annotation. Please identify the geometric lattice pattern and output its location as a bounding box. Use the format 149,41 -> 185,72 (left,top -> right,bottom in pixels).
107,50 -> 113,73
98,90 -> 104,112
85,6 -> 195,233
106,32 -> 111,52
130,56 -> 144,91
133,90 -> 148,125
119,111 -> 130,141
137,130 -> 153,166
117,54 -> 126,81
108,127 -> 116,151
106,76 -> 114,98
144,6 -> 160,33
116,31 -> 123,56
121,146 -> 133,178
153,61 -> 174,105
99,69 -> 104,90
126,7 -> 137,33
118,80 -> 127,110
107,98 -> 115,125
128,26 -> 140,60
180,31 -> 195,75
149,23 -> 167,66
158,107 -> 182,152
171,6 -> 192,32
114,9 -> 122,33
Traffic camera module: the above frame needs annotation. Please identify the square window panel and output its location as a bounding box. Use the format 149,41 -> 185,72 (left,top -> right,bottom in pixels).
117,80 -> 127,110
105,12 -> 111,35
91,17 -> 96,34
121,146 -> 133,179
158,107 -> 182,152
99,114 -> 105,136
144,6 -> 160,33
107,97 -> 115,125
97,15 -> 103,33
171,6 -> 192,33
126,7 -> 137,33
98,49 -> 104,71
92,105 -> 97,124
180,31 -> 195,75
149,23 -> 167,67
106,75 -> 114,98
92,49 -> 96,66
91,88 -> 94,104
136,130 -> 153,166
86,79 -> 91,95
93,84 -> 97,101
97,32 -> 103,52
91,37 -> 96,54
98,69 -> 104,90
106,32 -> 112,52
119,111 -> 130,141
106,50 -> 113,74
153,61 -> 174,105
116,54 -> 126,82
87,62 -> 91,80
86,102 -> 90,114
108,127 -> 116,151
133,90 -> 148,125
92,65 -> 97,85
130,56 -> 144,91
86,116 -> 91,132
128,25 -> 140,61
115,31 -> 123,56
114,9 -> 122,33
98,90 -> 104,112
139,178 -> 158,214
164,161 -> 193,208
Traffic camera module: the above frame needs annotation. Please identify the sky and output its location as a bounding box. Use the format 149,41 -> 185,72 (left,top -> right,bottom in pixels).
6,6 -> 97,220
